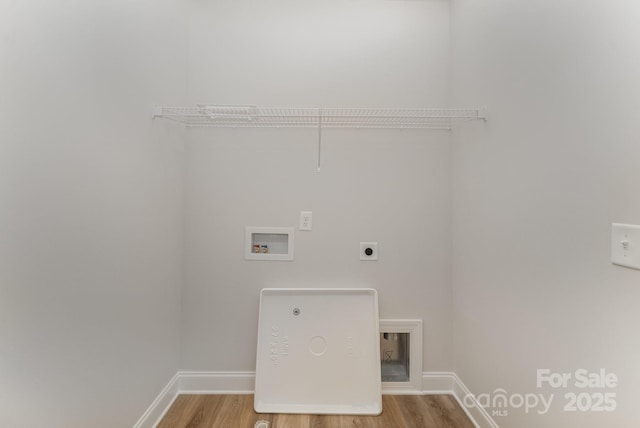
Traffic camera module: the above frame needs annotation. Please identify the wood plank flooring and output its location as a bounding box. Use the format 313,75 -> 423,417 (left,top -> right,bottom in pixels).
157,394 -> 475,428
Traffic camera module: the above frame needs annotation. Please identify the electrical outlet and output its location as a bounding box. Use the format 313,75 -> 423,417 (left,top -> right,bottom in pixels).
360,242 -> 378,261
299,211 -> 312,231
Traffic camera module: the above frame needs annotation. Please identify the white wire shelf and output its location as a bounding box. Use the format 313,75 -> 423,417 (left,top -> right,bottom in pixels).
152,105 -> 486,130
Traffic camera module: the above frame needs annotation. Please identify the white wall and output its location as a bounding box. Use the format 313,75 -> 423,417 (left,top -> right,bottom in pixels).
0,1 -> 186,427
181,0 -> 454,372
11,2 -> 640,426
451,1 -> 640,427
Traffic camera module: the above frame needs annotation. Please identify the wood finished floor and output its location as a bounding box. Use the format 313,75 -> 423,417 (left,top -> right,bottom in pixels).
157,394 -> 475,428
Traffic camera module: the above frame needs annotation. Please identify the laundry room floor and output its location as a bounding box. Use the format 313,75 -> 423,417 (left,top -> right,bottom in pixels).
157,394 -> 475,427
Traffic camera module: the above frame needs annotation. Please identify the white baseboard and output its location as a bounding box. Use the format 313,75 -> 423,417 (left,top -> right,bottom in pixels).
179,371 -> 255,394
132,373 -> 180,428
450,373 -> 500,428
421,371 -> 456,393
134,371 -> 499,428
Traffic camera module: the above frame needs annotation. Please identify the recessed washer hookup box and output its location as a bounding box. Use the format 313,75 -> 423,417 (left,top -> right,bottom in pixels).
254,288 -> 382,415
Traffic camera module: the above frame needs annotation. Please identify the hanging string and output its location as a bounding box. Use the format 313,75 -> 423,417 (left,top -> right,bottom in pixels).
317,108 -> 322,172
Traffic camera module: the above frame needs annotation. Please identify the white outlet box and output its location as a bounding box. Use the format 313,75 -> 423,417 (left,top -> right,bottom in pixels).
245,227 -> 294,261
611,223 -> 640,270
360,242 -> 378,261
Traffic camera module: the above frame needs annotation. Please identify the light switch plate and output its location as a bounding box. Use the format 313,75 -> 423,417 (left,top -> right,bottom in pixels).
611,223 -> 640,270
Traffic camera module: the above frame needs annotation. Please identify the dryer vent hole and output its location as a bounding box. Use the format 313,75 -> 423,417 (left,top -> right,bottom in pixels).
380,332 -> 410,382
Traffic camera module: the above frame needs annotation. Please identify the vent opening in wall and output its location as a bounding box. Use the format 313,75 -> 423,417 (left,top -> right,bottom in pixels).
381,332 -> 410,382
379,319 -> 423,393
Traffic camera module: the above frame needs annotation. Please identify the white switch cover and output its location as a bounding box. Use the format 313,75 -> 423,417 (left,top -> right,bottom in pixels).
611,223 -> 640,270
299,211 -> 312,231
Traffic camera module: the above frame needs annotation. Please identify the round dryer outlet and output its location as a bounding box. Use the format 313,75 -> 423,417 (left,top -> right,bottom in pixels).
360,242 -> 378,261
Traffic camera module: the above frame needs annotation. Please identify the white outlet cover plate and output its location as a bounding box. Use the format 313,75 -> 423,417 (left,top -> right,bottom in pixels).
299,211 -> 312,231
254,288 -> 381,415
611,223 -> 640,270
